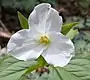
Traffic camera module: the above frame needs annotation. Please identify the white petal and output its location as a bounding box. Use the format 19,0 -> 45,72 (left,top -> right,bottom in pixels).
49,32 -> 75,56
28,3 -> 62,33
42,32 -> 74,67
10,44 -> 46,61
43,53 -> 72,67
7,29 -> 46,60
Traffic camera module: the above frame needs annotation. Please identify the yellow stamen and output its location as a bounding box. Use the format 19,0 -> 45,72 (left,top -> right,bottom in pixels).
39,35 -> 50,45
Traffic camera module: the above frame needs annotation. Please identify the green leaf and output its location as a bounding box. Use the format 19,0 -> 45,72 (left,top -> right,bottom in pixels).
25,56 -> 47,75
0,56 -> 37,80
65,55 -> 90,80
66,28 -> 79,39
48,66 -> 81,80
74,40 -> 86,55
83,32 -> 90,41
61,22 -> 79,35
33,66 -> 81,80
17,11 -> 29,29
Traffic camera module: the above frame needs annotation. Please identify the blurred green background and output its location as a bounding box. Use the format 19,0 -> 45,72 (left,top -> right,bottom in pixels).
0,0 -> 90,56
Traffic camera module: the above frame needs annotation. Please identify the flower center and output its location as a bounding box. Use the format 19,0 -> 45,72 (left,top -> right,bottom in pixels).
39,35 -> 50,45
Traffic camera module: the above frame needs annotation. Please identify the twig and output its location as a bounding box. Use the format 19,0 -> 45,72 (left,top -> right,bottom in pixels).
0,31 -> 11,38
0,20 -> 9,32
0,20 -> 12,38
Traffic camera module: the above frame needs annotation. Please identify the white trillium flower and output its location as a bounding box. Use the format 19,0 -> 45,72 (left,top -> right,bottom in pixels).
7,3 -> 75,67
